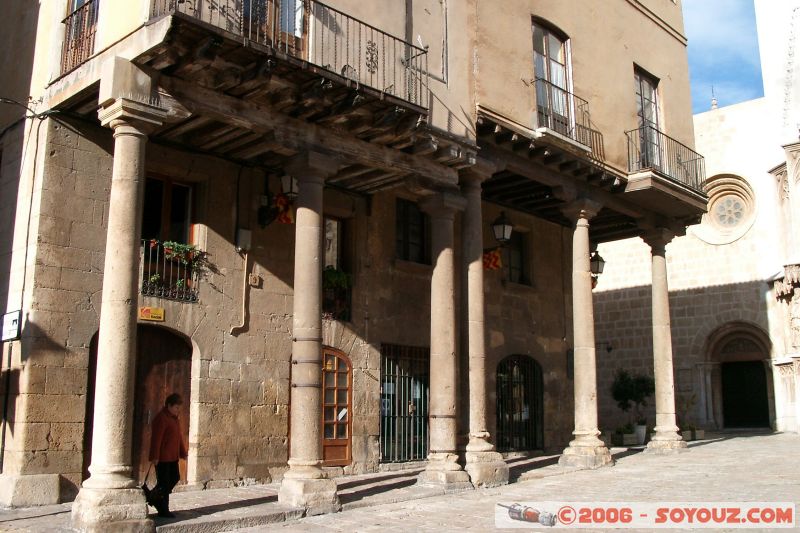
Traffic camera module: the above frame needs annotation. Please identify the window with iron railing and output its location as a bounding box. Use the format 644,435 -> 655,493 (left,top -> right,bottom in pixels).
139,177 -> 201,302
61,0 -> 100,74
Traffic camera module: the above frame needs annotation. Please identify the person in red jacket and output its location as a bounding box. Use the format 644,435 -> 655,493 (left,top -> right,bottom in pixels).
149,393 -> 187,518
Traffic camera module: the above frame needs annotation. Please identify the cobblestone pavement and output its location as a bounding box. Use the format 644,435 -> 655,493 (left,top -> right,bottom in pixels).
0,432 -> 797,532
241,432 -> 800,533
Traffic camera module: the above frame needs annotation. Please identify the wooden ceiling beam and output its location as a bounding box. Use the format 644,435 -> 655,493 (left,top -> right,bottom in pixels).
158,74 -> 457,186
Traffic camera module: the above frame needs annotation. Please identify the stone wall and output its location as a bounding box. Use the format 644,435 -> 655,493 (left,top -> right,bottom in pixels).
593,280 -> 770,432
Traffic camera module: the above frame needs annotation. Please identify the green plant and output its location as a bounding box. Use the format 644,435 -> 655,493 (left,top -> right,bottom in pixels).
175,278 -> 186,289
162,241 -> 198,265
611,369 -> 655,425
322,266 -> 352,290
676,393 -> 697,431
149,273 -> 161,284
615,423 -> 634,435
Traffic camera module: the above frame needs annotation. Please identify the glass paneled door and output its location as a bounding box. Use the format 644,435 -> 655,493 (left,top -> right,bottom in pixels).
322,348 -> 352,466
380,344 -> 429,462
635,68 -> 661,168
242,0 -> 306,55
533,21 -> 571,136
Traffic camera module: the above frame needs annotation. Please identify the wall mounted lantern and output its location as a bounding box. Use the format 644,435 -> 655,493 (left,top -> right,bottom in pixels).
281,174 -> 299,200
492,211 -> 513,244
590,250 -> 605,276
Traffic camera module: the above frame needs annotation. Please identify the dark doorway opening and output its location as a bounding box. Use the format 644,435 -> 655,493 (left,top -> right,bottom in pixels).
721,361 -> 770,428
496,355 -> 544,451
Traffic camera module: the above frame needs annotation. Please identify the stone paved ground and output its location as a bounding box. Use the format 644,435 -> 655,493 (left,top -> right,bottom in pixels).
1,432 -> 798,532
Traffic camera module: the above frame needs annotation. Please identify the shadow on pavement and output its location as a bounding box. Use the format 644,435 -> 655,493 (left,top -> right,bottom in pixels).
155,494 -> 278,525
338,477 -> 419,505
336,469 -> 423,491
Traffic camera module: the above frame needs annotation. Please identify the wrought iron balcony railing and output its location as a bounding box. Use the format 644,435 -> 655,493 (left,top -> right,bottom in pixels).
151,0 -> 429,110
61,0 -> 100,75
626,124 -> 706,194
140,239 -> 201,303
533,78 -> 600,153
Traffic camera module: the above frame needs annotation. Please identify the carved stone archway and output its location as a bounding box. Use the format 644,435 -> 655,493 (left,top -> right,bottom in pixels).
701,322 -> 774,429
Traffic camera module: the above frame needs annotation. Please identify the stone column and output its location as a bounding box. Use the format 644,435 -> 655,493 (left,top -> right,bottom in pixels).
278,152 -> 340,514
558,199 -> 613,469
71,98 -> 166,532
643,230 -> 687,453
459,166 -> 508,487
418,191 -> 472,489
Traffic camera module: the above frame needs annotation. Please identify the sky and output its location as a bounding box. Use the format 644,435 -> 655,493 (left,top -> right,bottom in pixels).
682,0 -> 764,114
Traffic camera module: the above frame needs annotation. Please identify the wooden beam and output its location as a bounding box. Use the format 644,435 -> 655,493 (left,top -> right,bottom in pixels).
480,143 -> 645,219
158,75 -> 457,186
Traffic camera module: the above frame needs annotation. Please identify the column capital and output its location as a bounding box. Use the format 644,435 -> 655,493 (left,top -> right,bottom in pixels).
420,190 -> 467,219
459,158 -> 498,189
561,198 -> 603,223
98,98 -> 168,134
286,151 -> 339,182
642,228 -> 676,252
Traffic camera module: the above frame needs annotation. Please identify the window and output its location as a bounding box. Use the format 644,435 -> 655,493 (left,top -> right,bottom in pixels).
322,217 -> 351,320
503,231 -> 529,285
395,199 -> 430,264
634,68 -> 660,167
694,174 -> 756,245
324,217 -> 342,269
634,68 -> 659,130
141,177 -> 193,243
533,21 -> 570,135
61,0 -> 99,74
140,177 -> 197,302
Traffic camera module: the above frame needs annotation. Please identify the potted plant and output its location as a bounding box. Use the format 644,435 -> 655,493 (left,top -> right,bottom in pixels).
612,423 -> 637,446
322,266 -> 352,320
611,369 -> 655,445
676,393 -> 697,442
161,241 -> 198,265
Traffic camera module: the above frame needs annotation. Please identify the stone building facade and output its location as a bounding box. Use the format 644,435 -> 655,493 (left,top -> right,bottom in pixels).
0,0 -> 705,529
594,0 -> 800,435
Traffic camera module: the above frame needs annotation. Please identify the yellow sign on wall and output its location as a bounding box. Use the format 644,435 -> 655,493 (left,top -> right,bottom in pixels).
138,307 -> 165,322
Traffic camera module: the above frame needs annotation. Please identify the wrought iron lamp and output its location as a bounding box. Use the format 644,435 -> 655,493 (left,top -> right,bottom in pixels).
492,211 -> 513,244
590,250 -> 605,276
281,174 -> 299,200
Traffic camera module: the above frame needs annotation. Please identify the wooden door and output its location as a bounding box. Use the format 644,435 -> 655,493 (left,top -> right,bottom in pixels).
322,349 -> 351,466
722,361 -> 770,428
130,326 -> 192,483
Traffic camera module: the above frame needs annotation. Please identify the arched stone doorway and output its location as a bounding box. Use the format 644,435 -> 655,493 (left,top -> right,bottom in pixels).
704,323 -> 774,429
84,325 -> 192,483
495,355 -> 544,451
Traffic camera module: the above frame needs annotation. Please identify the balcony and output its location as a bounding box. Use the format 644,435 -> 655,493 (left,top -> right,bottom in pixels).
626,125 -> 705,193
140,239 -> 202,303
150,0 -> 429,110
533,78 -> 603,159
61,0 -> 100,75
624,125 -> 708,218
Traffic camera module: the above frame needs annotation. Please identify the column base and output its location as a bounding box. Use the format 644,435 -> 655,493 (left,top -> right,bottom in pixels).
71,487 -> 153,533
645,429 -> 688,454
278,478 -> 340,515
0,474 -> 60,507
418,452 -> 473,490
465,451 -> 509,488
558,438 -> 614,469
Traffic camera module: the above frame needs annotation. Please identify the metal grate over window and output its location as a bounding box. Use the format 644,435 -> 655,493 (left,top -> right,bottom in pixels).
380,344 -> 429,463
